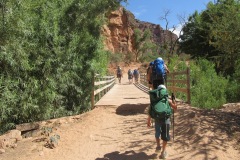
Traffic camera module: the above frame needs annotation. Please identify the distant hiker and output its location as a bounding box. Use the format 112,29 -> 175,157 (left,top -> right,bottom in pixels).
147,61 -> 154,90
128,69 -> 133,84
116,66 -> 123,83
133,68 -> 139,83
147,85 -> 177,159
151,57 -> 169,89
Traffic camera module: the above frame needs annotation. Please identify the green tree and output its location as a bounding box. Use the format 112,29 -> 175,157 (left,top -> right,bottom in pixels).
179,0 -> 240,102
180,0 -> 240,76
208,0 -> 240,75
133,28 -> 151,61
0,0 -> 126,134
179,10 -> 215,58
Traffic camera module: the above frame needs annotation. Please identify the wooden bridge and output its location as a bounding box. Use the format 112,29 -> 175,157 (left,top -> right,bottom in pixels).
94,76 -> 149,107
93,67 -> 191,107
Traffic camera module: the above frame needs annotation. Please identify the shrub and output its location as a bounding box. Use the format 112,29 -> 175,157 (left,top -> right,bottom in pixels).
226,58 -> 240,102
166,55 -> 228,109
190,58 -> 228,109
124,53 -> 134,64
110,52 -> 123,64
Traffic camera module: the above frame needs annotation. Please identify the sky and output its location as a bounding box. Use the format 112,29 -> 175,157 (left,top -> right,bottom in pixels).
121,0 -> 214,35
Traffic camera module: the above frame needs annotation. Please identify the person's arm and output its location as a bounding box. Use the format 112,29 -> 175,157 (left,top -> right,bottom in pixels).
168,100 -> 177,111
147,67 -> 151,82
147,115 -> 151,127
164,64 -> 170,73
147,105 -> 152,127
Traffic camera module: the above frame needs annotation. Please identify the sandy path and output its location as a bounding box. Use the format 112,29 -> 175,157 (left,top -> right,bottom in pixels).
1,73 -> 239,160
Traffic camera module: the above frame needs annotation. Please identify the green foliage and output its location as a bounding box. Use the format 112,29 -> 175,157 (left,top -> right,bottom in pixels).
166,55 -> 188,101
110,52 -> 124,64
124,52 -> 134,64
207,0 -> 240,75
179,0 -> 240,102
226,58 -> 240,102
138,49 -> 159,63
180,10 -> 214,58
0,0 -> 124,134
167,54 -> 187,71
190,58 -> 228,108
166,55 -> 228,108
133,28 -> 154,61
180,0 -> 240,77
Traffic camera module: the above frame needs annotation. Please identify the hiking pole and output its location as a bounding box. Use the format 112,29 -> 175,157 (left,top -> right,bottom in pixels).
171,93 -> 175,142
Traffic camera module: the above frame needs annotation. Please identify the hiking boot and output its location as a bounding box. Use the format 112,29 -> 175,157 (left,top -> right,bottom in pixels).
160,151 -> 167,159
155,146 -> 161,152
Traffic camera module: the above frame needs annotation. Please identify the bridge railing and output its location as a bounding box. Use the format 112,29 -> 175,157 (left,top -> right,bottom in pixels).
139,67 -> 191,104
167,67 -> 191,104
91,75 -> 116,108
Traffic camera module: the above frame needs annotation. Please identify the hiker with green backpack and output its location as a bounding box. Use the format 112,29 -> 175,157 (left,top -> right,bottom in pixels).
147,84 -> 177,159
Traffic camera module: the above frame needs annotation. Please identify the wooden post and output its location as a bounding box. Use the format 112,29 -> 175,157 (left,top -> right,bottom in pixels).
187,67 -> 191,104
172,73 -> 176,96
98,77 -> 101,100
91,72 -> 95,109
143,74 -> 146,85
107,77 -> 110,92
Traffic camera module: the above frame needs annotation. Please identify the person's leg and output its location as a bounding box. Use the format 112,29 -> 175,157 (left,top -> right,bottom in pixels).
154,120 -> 161,150
156,138 -> 160,147
162,140 -> 167,153
160,124 -> 170,158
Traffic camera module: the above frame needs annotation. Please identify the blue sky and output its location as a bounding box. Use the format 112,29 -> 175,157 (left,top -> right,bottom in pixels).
121,0 -> 214,35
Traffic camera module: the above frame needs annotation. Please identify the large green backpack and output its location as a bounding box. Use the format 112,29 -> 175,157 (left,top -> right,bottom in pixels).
149,88 -> 172,120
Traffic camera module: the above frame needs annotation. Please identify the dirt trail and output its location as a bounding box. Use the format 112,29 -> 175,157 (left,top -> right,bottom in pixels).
0,72 -> 239,160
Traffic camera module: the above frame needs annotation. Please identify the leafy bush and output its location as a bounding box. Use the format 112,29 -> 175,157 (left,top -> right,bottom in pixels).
226,58 -> 240,102
190,58 -> 228,109
110,52 -> 124,64
123,52 -> 135,65
0,0 -> 123,134
167,55 -> 188,101
166,55 -> 228,109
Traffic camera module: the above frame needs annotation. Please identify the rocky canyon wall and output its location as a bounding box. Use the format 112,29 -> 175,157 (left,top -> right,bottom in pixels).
101,7 -> 178,54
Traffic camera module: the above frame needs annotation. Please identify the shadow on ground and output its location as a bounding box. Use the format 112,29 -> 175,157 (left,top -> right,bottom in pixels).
172,104 -> 240,158
95,150 -> 157,160
116,104 -> 149,116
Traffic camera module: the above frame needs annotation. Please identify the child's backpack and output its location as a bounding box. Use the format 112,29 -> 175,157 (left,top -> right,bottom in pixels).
149,88 -> 172,120
151,58 -> 165,80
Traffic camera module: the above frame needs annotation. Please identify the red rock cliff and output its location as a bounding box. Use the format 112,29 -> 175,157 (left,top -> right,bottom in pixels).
102,7 -> 178,54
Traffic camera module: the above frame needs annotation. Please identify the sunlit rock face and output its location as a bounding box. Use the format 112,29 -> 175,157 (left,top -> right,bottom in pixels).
102,7 -> 178,54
